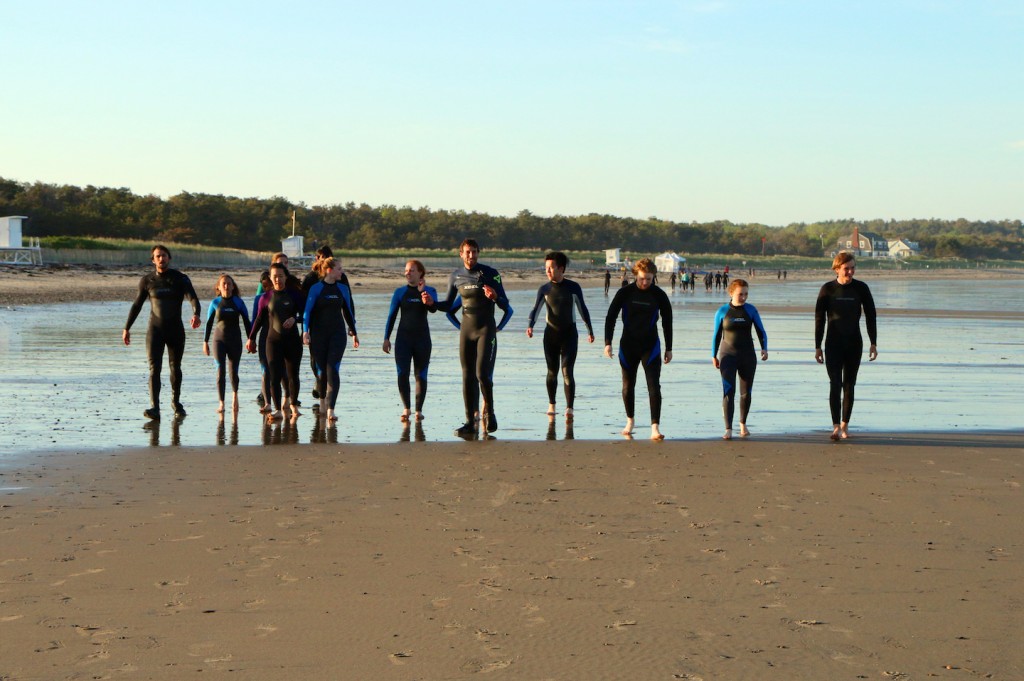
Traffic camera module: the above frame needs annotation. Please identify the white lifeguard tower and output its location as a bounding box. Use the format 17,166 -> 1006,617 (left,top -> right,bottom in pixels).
280,211 -> 307,262
0,216 -> 43,265
605,248 -> 623,268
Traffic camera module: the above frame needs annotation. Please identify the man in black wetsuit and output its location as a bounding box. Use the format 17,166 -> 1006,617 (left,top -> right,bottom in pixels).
123,245 -> 201,420
438,238 -> 513,437
526,252 -> 594,420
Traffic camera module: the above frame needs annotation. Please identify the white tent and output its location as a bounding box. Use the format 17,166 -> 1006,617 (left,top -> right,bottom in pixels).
654,252 -> 685,273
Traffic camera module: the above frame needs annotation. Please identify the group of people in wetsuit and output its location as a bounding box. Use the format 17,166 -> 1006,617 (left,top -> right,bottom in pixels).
124,244 -> 877,441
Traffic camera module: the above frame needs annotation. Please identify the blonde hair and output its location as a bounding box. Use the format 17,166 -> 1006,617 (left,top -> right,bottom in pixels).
314,257 -> 338,278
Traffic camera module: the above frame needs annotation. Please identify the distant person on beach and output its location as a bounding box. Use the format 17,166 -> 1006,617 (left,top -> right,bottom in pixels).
122,244 -> 201,420
303,256 -> 358,424
711,279 -> 768,440
604,258 -> 672,441
202,274 -> 252,415
383,260 -> 437,424
604,270 -> 611,294
620,270 -> 628,288
247,263 -> 305,422
437,238 -> 513,438
526,252 -> 595,420
815,252 -> 878,440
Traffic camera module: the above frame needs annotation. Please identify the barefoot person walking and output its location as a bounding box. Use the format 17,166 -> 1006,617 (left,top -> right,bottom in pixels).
815,252 -> 878,440
122,244 -> 201,420
604,258 -> 673,441
202,274 -> 252,415
711,279 -> 768,440
383,260 -> 437,424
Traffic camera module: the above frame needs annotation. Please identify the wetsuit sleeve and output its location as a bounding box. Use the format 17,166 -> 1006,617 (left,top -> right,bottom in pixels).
236,296 -> 253,337
572,281 -> 594,336
604,287 -> 626,346
303,282 -> 323,334
340,273 -> 356,317
383,287 -> 404,340
446,296 -> 462,330
712,305 -> 727,357
124,275 -> 149,331
204,298 -> 220,343
425,286 -> 438,313
747,303 -> 768,351
181,274 -> 201,318
861,282 -> 877,346
526,286 -> 546,330
435,270 -> 459,313
496,298 -> 513,332
248,293 -> 269,342
657,288 -> 673,352
340,284 -> 357,334
814,283 -> 829,349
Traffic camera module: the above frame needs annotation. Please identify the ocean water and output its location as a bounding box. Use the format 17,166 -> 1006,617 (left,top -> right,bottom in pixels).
0,278 -> 1021,463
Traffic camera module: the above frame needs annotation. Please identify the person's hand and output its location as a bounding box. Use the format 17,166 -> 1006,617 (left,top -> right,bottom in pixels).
420,290 -> 434,306
302,331 -> 311,346
190,314 -> 201,330
482,285 -> 497,301
815,348 -> 824,364
246,339 -> 256,353
712,357 -> 720,369
868,344 -> 878,361
352,335 -> 360,349
761,350 -> 769,361
203,341 -> 210,357
526,327 -> 533,339
122,329 -> 131,346
604,344 -> 613,359
587,334 -> 595,344
664,350 -> 673,364
283,317 -> 295,330
382,339 -> 391,354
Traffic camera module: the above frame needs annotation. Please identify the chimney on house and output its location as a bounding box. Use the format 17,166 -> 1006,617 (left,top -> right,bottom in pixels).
852,226 -> 860,254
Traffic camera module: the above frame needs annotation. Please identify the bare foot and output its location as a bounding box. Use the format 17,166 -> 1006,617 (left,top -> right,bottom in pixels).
739,424 -> 750,437
651,424 -> 665,441
400,410 -> 410,423
565,407 -> 574,421
621,417 -> 635,436
546,404 -> 556,416
415,412 -> 424,422
327,409 -> 337,423
839,422 -> 849,439
268,410 -> 283,422
232,394 -> 240,412
830,425 -> 841,441
216,402 -> 225,414
723,429 -> 732,440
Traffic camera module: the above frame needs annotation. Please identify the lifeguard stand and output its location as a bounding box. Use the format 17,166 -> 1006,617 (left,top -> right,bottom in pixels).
0,216 -> 42,265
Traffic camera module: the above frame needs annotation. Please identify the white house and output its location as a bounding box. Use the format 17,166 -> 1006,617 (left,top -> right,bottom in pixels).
888,238 -> 921,258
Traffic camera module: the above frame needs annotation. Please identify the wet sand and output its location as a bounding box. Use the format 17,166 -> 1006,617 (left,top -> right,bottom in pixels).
2,433 -> 1022,680
1,263 -> 1020,307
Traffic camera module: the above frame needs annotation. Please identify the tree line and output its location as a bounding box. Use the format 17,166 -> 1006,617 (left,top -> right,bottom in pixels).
1,177 -> 1021,259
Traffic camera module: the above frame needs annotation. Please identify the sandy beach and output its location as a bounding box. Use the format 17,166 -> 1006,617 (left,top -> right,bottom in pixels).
2,433 -> 1022,680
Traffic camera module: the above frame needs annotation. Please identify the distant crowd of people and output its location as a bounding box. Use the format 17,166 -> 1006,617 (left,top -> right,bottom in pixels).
124,244 -> 876,442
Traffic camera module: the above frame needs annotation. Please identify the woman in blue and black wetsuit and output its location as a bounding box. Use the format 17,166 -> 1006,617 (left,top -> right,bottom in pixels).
383,259 -> 437,424
203,274 -> 252,415
711,278 -> 768,440
303,257 -> 359,424
247,263 -> 305,422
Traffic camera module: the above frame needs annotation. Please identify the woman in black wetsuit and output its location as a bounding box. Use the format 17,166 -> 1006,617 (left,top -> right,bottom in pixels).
814,252 -> 878,440
604,258 -> 673,440
383,260 -> 437,424
203,274 -> 252,415
247,263 -> 305,422
303,257 -> 359,424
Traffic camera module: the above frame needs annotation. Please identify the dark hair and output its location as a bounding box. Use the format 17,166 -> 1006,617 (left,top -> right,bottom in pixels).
270,262 -> 290,277
151,244 -> 171,259
316,245 -> 334,259
215,274 -> 240,297
406,259 -> 426,276
459,238 -> 480,252
545,251 -> 569,270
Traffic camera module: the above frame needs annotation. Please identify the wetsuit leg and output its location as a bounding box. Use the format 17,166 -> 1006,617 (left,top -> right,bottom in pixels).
560,330 -> 579,409
145,325 -> 165,409
214,340 -> 229,402
640,342 -> 663,423
324,332 -> 346,410
542,327 -> 561,405
258,329 -> 270,406
825,339 -> 862,423
473,326 -> 497,415
310,335 -> 328,405
719,354 -> 739,429
265,338 -> 284,410
282,335 -> 303,406
226,339 -> 242,395
459,329 -> 480,422
164,326 -> 186,407
411,337 -> 431,413
737,352 -> 757,425
394,337 -> 414,410
618,344 -> 642,419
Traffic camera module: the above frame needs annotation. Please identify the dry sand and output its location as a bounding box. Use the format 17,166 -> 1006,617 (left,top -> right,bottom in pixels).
1,263 -> 1021,307
2,433 -> 1022,680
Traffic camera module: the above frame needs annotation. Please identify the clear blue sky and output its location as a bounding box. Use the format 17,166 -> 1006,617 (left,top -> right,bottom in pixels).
3,0 -> 1021,226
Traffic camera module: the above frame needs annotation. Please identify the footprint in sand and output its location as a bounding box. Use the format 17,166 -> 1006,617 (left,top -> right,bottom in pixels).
389,651 -> 413,665
255,624 -> 278,637
616,578 -> 636,589
460,658 -> 512,673
491,482 -> 518,507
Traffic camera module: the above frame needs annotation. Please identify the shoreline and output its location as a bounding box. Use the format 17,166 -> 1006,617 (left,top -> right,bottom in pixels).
2,434 -> 1022,679
1,262 -> 1021,307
